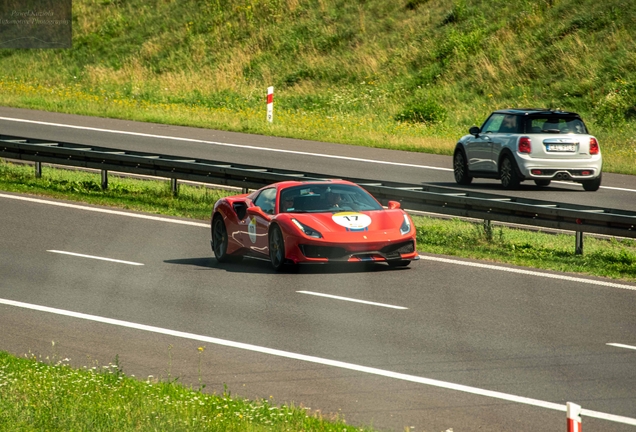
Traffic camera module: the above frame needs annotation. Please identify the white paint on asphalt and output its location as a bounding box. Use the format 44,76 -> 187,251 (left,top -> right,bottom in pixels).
3,192 -> 635,292
0,297 -> 635,426
3,116 -> 636,193
0,116 -> 452,171
607,343 -> 636,351
47,250 -> 144,266
0,193 -> 209,227
297,290 -> 408,309
418,255 -> 636,292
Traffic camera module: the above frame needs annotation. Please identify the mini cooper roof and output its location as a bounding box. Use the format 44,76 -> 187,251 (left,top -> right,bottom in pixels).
492,108 -> 582,117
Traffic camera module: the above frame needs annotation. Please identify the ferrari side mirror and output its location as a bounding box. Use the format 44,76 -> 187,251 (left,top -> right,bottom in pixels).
246,206 -> 271,220
388,200 -> 401,209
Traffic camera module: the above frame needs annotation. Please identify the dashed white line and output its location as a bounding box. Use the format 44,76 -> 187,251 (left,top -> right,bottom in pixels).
607,343 -> 636,351
0,116 -> 451,171
47,250 -> 144,266
297,291 -> 407,309
0,297 -> 634,426
2,193 -> 635,292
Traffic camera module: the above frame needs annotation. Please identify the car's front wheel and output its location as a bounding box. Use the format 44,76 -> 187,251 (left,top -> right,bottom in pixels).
453,150 -> 473,185
269,224 -> 288,272
500,156 -> 521,189
582,174 -> 602,191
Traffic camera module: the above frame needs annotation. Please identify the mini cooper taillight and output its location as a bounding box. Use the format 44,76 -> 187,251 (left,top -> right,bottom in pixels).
589,137 -> 600,155
518,137 -> 532,154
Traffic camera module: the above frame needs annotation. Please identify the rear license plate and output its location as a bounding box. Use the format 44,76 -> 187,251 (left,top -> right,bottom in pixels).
546,144 -> 576,152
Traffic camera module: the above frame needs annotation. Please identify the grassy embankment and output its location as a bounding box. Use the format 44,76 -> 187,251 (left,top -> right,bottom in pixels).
0,350 -> 372,432
0,0 -> 635,173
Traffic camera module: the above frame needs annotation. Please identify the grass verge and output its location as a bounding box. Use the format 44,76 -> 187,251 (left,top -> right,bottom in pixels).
2,159 -> 635,282
0,351 -> 372,431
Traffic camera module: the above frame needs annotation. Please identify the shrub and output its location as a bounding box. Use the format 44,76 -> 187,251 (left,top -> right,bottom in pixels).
394,100 -> 447,124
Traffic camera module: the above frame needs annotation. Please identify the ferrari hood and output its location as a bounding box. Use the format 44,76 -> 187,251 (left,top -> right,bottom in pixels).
289,209 -> 409,239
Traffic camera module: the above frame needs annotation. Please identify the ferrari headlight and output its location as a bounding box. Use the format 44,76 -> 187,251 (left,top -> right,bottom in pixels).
291,218 -> 323,239
400,214 -> 411,235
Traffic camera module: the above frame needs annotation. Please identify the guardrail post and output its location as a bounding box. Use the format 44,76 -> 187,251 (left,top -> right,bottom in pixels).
567,402 -> 582,431
483,219 -> 493,242
101,169 -> 108,190
171,178 -> 179,197
575,232 -> 584,255
35,162 -> 42,178
242,187 -> 249,194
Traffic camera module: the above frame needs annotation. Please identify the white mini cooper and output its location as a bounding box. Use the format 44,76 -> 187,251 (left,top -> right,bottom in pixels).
453,108 -> 602,191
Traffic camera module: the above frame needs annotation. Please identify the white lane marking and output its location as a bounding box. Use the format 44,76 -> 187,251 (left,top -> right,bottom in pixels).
0,298 -> 634,426
607,343 -> 636,351
0,116 -> 452,172
418,255 -> 636,291
297,290 -> 407,309
0,193 -> 209,227
3,192 -> 635,292
47,250 -> 144,266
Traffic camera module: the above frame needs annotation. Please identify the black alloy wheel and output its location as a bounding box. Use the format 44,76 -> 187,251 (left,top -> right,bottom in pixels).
212,214 -> 231,263
582,173 -> 602,191
500,156 -> 521,189
453,150 -> 473,185
269,224 -> 287,271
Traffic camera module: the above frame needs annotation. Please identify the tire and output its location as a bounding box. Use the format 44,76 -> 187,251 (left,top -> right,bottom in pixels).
453,150 -> 473,185
212,214 -> 232,263
269,224 -> 288,272
534,179 -> 551,187
500,155 -> 521,189
388,260 -> 410,268
212,214 -> 243,263
582,174 -> 602,191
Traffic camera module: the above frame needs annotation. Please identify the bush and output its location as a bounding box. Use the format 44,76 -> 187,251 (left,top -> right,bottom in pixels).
394,100 -> 447,124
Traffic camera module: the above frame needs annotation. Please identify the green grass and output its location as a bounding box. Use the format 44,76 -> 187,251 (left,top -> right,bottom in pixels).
1,0 -> 636,173
2,160 -> 636,282
0,351 -> 373,432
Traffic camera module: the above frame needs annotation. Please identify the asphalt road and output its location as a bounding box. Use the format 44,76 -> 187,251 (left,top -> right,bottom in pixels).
1,191 -> 635,431
1,106 -> 636,212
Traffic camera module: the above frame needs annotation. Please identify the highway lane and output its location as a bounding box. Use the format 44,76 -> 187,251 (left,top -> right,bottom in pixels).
1,106 -> 636,212
1,193 -> 635,431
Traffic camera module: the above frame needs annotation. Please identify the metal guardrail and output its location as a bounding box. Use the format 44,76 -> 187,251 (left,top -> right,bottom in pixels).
1,134 -> 636,253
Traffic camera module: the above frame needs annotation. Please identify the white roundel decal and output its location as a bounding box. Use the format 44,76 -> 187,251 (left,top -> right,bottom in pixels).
332,212 -> 372,231
248,217 -> 257,243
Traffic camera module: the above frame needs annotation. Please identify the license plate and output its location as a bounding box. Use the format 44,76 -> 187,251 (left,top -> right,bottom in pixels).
546,144 -> 576,152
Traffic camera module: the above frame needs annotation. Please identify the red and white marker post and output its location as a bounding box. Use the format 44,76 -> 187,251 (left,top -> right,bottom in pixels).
266,86 -> 274,123
567,402 -> 582,432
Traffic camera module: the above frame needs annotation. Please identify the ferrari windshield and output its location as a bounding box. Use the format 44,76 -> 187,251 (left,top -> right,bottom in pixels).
279,184 -> 383,213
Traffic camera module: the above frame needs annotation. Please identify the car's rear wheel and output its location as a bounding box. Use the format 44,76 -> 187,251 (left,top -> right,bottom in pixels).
500,156 -> 521,189
269,224 -> 287,272
453,150 -> 473,185
212,214 -> 232,263
582,174 -> 602,191
534,179 -> 551,187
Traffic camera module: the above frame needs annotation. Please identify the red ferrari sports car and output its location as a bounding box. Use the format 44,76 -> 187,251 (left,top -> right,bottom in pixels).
210,180 -> 418,271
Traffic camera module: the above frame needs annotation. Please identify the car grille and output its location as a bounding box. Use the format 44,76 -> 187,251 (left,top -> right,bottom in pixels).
299,240 -> 414,260
299,245 -> 348,259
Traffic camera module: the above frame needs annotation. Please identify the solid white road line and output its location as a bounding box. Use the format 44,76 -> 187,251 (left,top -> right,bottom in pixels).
607,343 -> 636,351
297,290 -> 407,309
3,116 -> 636,193
47,250 -> 144,266
0,193 -> 209,227
1,297 -> 635,426
0,116 -> 452,172
3,193 -> 635,292
418,255 -> 636,292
